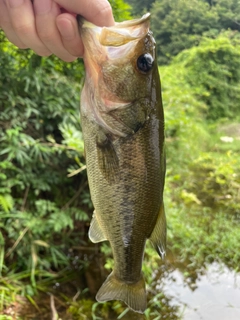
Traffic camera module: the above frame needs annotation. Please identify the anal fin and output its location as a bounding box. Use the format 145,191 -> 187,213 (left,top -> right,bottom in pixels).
149,203 -> 166,259
89,212 -> 107,243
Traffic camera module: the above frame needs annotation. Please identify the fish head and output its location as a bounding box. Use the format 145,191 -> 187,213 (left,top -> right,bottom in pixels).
79,13 -> 159,115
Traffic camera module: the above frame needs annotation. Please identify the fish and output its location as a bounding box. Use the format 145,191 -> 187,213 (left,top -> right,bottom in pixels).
78,13 -> 166,314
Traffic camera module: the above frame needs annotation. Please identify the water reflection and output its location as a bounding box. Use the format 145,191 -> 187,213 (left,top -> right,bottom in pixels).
159,263 -> 240,320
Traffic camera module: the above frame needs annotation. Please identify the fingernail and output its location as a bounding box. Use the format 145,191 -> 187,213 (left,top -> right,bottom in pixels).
8,0 -> 24,8
57,19 -> 75,40
34,0 -> 51,14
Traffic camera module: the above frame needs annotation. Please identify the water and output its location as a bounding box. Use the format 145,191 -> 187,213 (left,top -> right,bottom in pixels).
159,263 -> 240,320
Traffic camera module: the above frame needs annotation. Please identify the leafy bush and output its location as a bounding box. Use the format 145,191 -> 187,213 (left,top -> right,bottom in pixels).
0,37 -> 90,298
159,51 -> 240,270
109,0 -> 132,21
184,151 -> 240,214
159,64 -> 209,168
175,32 -> 240,120
151,0 -> 240,64
125,0 -> 155,15
167,203 -> 240,270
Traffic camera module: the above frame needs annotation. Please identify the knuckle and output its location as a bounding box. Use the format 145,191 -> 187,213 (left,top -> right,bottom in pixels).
13,22 -> 33,35
90,0 -> 113,26
38,31 -> 55,43
0,19 -> 11,30
93,1 -> 113,19
100,2 -> 113,16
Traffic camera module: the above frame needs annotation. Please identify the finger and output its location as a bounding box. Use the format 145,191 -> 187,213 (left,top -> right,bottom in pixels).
54,0 -> 114,26
56,13 -> 84,57
34,0 -> 77,62
0,0 -> 26,48
5,0 -> 51,55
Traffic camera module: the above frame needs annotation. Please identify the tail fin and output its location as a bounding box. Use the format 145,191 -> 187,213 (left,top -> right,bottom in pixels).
96,271 -> 147,314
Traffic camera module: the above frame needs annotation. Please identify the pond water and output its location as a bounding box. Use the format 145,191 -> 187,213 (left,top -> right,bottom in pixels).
158,263 -> 240,320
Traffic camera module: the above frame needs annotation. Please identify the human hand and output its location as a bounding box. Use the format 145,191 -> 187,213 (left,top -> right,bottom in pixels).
0,0 -> 114,61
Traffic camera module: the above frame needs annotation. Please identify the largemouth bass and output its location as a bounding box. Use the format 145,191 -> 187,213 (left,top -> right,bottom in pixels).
79,13 -> 166,314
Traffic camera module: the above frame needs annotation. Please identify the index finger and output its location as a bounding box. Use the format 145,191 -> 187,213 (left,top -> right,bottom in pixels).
54,0 -> 114,26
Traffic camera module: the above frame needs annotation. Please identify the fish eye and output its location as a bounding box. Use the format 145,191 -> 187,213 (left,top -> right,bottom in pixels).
137,53 -> 154,73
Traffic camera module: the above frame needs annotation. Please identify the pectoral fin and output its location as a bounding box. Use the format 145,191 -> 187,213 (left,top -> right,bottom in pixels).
89,212 -> 107,243
97,133 -> 120,184
149,203 -> 166,259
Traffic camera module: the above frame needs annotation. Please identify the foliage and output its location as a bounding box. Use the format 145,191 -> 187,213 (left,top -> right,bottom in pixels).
159,64 -> 209,163
174,32 -> 240,120
125,0 -> 155,15
68,299 -> 129,320
0,33 -> 85,83
109,0 -> 132,21
160,32 -> 240,121
213,0 -> 240,30
160,45 -> 240,215
186,151 -> 240,213
167,204 -> 240,270
150,0 -> 240,64
157,54 -> 240,283
0,38 -> 87,212
0,30 -> 90,311
166,147 -> 240,216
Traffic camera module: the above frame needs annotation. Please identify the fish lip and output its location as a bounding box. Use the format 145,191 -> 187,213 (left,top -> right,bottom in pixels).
79,13 -> 151,48
113,12 -> 151,28
79,13 -> 152,63
78,12 -> 151,29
